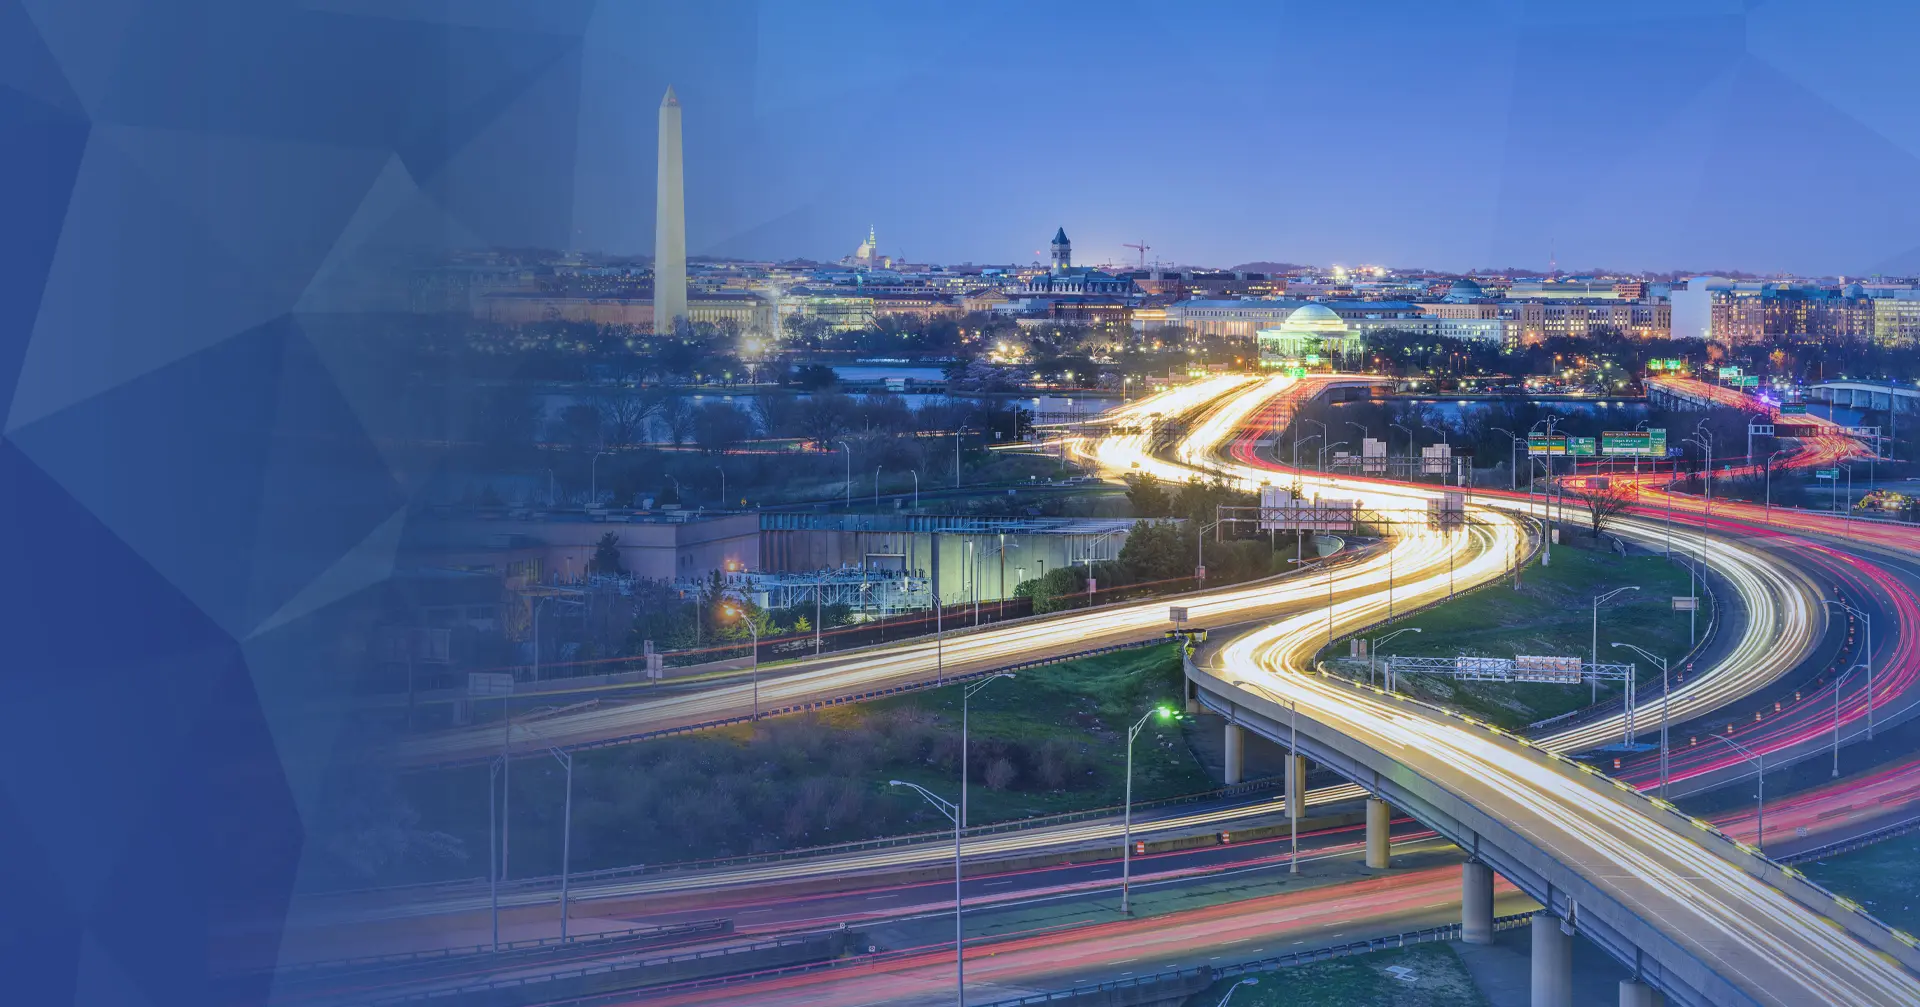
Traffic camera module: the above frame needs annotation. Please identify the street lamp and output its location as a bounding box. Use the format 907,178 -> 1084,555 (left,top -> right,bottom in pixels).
911,469 -> 921,511
961,674 -> 1015,831
722,603 -> 760,719
889,780 -> 966,1006
1703,733 -> 1765,852
1345,420 -> 1369,455
1319,440 -> 1348,472
875,464 -> 884,509
1835,663 -> 1866,777
1121,705 -> 1179,914
1216,978 -> 1260,1006
1390,422 -> 1414,477
836,440 -> 853,506
1823,600 -> 1874,738
488,719 -> 576,947
1292,433 -> 1321,473
1688,422 -> 1715,513
1490,425 -> 1520,490
1763,448 -> 1790,519
1592,587 -> 1641,703
714,463 -> 726,507
590,449 -> 609,507
1372,627 -> 1421,689
1612,642 -> 1671,797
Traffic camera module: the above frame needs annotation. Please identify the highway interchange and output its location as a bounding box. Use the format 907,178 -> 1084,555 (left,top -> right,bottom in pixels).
307,373 -> 1920,1005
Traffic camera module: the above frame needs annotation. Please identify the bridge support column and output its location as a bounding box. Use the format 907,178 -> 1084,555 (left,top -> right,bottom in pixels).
1461,861 -> 1493,944
1618,979 -> 1661,1007
1223,723 -> 1244,785
1530,914 -> 1573,1007
1184,678 -> 1199,715
1285,754 -> 1307,820
1365,798 -> 1391,869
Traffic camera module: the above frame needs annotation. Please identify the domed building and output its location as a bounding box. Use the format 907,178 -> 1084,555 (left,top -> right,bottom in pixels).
1256,303 -> 1358,365
1443,278 -> 1486,302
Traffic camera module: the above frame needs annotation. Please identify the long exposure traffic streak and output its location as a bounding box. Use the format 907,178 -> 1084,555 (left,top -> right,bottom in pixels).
1214,587 -> 1919,1005
1160,375 -> 1919,1003
1107,374 -> 1823,758
1220,374 -> 1920,802
357,375 -> 1833,923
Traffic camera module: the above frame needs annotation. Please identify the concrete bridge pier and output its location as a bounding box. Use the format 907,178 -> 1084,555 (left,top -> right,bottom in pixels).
1285,754 -> 1307,820
1462,860 -> 1494,944
1364,798 -> 1391,869
1617,979 -> 1662,1007
1531,913 -> 1573,1007
1223,723 -> 1244,785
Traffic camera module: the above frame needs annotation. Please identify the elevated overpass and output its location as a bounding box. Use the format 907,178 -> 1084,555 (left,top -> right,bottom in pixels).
1810,380 -> 1920,416
1173,375 -> 1920,1005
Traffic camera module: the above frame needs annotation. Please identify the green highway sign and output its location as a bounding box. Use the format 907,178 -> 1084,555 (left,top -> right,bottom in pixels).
1736,375 -> 1759,388
1569,436 -> 1597,457
1527,434 -> 1568,456
1718,366 -> 1743,379
1782,403 -> 1808,415
1816,469 -> 1840,480
1600,429 -> 1667,456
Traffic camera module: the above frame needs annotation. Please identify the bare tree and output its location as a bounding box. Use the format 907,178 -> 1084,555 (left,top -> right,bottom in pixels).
597,390 -> 659,449
1577,479 -> 1637,536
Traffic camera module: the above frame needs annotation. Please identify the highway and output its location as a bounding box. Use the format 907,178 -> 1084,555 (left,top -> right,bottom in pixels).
307,372 -> 1912,999
343,375 -> 1844,931
1173,379 -> 1920,1004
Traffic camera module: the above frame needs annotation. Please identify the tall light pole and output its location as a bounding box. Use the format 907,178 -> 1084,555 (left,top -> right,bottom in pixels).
961,674 -> 1016,830
875,464 -> 884,509
1763,448 -> 1789,519
1613,642 -> 1670,797
1530,415 -> 1561,566
1592,587 -> 1641,703
722,603 -> 760,719
911,469 -> 921,510
517,720 -> 576,940
1690,422 -> 1714,514
1390,422 -> 1413,478
714,463 -> 726,507
1121,705 -> 1178,914
1704,733 -> 1765,852
590,449 -> 609,507
889,780 -> 965,1006
1491,426 -> 1520,490
1371,627 -> 1421,689
1345,420 -> 1369,460
1215,978 -> 1260,1005
1835,663 -> 1866,777
1824,599 -> 1874,738
1292,433 -> 1321,473
836,439 -> 852,506
1319,440 -> 1348,472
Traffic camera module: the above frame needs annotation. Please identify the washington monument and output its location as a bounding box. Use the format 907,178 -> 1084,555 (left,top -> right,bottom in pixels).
654,85 -> 687,330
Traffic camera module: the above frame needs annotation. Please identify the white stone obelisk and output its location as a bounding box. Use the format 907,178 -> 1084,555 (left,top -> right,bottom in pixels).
653,85 -> 687,332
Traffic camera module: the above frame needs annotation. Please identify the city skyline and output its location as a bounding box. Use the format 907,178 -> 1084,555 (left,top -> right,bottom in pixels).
562,1 -> 1920,276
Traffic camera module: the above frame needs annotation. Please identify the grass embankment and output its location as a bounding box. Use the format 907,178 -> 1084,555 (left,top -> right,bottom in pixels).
399,645 -> 1209,883
1318,542 -> 1701,732
1185,943 -> 1489,1006
1799,832 -> 1920,934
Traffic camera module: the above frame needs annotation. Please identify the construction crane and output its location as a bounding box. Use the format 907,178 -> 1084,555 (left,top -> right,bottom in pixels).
1123,240 -> 1152,269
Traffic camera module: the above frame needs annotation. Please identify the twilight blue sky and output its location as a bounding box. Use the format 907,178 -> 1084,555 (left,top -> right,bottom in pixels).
561,1 -> 1920,275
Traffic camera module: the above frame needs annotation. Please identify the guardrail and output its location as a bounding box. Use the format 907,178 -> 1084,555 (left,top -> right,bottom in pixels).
262,918 -> 732,983
1215,648 -> 1920,978
406,638 -> 1173,774
971,912 -> 1541,1006
360,929 -> 853,1007
1782,813 -> 1920,865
